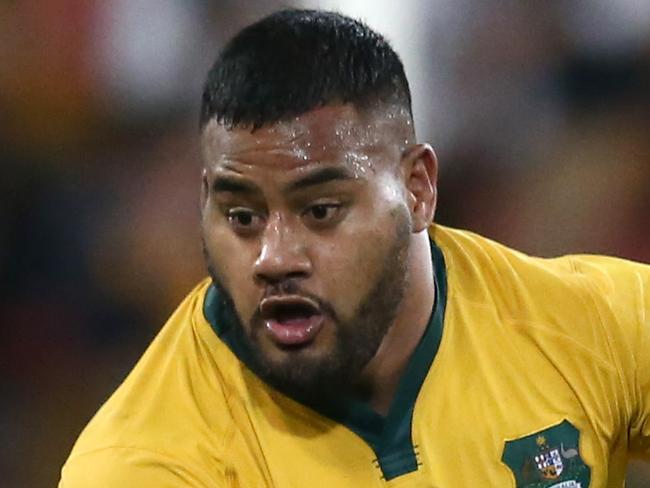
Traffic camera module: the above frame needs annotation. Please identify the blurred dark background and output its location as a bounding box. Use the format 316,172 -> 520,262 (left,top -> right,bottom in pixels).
1,1 -> 649,486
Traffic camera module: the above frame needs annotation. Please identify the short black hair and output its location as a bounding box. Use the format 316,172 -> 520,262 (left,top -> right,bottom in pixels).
200,9 -> 412,130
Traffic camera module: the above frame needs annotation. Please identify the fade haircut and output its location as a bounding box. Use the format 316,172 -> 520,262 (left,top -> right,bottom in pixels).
200,9 -> 413,130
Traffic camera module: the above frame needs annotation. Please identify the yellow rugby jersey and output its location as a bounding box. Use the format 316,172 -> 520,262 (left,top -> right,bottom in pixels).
60,225 -> 650,487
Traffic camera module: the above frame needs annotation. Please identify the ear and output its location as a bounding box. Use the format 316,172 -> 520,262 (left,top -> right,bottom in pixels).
200,168 -> 209,212
401,144 -> 438,232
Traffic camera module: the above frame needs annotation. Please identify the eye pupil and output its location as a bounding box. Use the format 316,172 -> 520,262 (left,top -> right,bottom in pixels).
227,210 -> 255,227
238,213 -> 252,225
312,205 -> 327,219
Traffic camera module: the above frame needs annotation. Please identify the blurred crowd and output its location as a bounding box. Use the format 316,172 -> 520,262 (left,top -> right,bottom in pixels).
1,1 -> 649,486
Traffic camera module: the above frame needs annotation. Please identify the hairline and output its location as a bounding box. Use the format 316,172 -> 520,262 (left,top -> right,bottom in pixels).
200,99 -> 415,141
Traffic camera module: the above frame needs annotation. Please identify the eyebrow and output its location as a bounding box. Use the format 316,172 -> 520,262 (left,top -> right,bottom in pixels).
284,166 -> 355,193
211,166 -> 356,196
212,175 -> 261,195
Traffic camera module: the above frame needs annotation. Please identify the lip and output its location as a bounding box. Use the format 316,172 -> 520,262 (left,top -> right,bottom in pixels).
265,315 -> 324,346
260,296 -> 324,347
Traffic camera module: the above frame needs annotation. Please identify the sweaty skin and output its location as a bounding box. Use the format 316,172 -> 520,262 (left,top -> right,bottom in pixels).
200,103 -> 438,414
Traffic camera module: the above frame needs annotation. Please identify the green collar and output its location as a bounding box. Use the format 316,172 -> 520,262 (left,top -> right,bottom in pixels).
204,239 -> 447,480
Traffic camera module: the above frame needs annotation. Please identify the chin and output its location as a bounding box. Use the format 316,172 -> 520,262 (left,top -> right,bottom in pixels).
255,344 -> 345,396
263,343 -> 333,375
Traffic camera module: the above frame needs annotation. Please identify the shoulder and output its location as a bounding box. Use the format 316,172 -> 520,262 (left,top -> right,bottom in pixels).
61,279 -> 241,484
431,224 -> 648,365
566,253 -> 650,319
431,225 -> 650,441
431,224 -> 648,314
430,225 -> 594,309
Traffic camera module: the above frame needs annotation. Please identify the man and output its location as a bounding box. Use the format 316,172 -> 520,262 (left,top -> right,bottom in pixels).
60,9 -> 649,487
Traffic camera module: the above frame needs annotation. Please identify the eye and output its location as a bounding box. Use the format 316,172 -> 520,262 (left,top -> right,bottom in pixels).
226,208 -> 264,234
309,205 -> 331,220
303,203 -> 342,226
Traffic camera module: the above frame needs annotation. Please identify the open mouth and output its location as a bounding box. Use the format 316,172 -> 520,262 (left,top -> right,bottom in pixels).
259,296 -> 324,347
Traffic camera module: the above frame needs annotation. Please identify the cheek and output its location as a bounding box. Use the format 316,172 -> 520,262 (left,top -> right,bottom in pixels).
316,213 -> 396,316
203,210 -> 246,273
202,223 -> 260,315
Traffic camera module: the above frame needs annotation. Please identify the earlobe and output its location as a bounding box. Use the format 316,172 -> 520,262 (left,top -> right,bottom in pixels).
403,144 -> 438,232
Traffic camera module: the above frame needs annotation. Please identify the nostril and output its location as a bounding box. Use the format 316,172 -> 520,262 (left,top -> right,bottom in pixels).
286,271 -> 308,280
253,256 -> 311,285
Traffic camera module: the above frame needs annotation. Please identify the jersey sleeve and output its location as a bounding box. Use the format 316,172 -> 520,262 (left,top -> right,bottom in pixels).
573,255 -> 650,459
58,280 -> 238,486
59,446 -> 222,488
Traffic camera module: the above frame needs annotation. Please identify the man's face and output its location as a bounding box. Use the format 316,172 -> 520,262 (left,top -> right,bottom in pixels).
200,104 -> 414,397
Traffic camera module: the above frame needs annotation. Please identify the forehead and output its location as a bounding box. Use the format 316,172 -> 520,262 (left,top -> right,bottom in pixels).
201,104 -> 405,171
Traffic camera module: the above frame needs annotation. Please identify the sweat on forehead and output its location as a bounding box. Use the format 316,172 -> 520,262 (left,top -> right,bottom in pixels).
201,103 -> 414,171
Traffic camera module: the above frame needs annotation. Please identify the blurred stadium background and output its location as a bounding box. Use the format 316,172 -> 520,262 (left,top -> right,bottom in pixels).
1,1 -> 649,486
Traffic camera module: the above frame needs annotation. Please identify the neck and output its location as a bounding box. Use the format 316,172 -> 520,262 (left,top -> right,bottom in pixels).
357,230 -> 435,415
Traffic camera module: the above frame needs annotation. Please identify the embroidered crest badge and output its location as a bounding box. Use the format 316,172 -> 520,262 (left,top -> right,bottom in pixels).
502,420 -> 591,488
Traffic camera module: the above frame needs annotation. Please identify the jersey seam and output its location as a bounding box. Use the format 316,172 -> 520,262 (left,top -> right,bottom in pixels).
451,293 -> 619,373
190,288 -> 239,458
568,256 -> 633,452
505,316 -> 619,373
193,284 -> 276,485
569,257 -> 632,409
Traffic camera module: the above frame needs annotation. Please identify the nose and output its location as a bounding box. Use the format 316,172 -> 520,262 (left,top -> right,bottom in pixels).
253,213 -> 312,285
